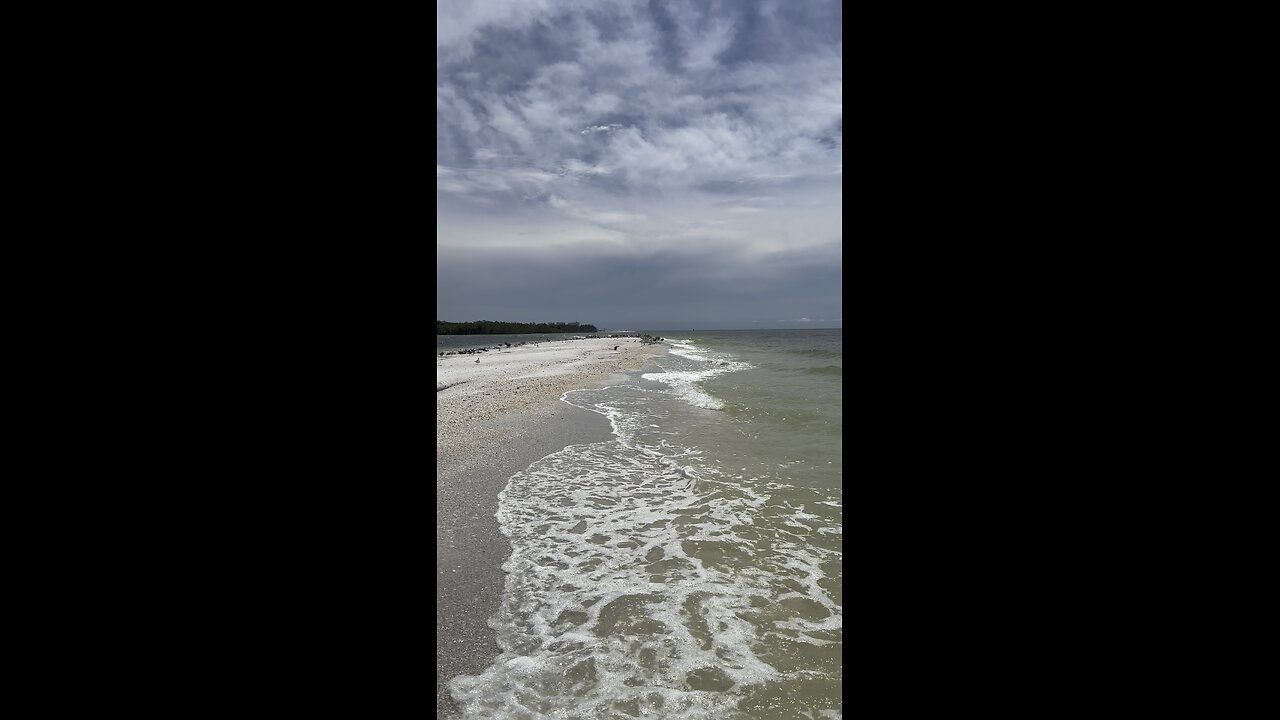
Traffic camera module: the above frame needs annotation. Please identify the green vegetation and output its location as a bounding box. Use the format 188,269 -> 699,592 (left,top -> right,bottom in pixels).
436,320 -> 599,335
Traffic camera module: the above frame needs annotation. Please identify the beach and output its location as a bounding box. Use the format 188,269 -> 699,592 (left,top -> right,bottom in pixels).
436,337 -> 660,717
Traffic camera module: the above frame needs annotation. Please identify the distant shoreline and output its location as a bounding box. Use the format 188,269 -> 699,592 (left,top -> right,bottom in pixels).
437,320 -> 600,335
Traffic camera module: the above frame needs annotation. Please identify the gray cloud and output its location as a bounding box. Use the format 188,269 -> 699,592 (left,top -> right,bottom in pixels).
438,0 -> 841,328
437,240 -> 841,330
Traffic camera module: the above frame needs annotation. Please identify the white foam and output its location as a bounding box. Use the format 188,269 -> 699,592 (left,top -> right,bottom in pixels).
668,341 -> 714,362
451,437 -> 841,717
642,368 -> 729,410
641,341 -> 753,411
450,378 -> 841,719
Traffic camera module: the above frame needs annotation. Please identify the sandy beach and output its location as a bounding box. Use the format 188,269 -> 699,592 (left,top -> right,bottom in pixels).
436,337 -> 661,717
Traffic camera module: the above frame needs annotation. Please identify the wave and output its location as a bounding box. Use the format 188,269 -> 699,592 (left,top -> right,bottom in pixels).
642,368 -> 731,410
648,343 -> 751,411
667,341 -> 713,363
804,365 -> 842,377
449,432 -> 840,718
785,347 -> 842,358
449,340 -> 841,718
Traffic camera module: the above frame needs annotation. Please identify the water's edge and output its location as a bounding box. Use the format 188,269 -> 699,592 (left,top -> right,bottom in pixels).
436,400 -> 616,718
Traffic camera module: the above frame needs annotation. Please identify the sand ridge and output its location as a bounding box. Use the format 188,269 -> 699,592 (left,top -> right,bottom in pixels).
436,337 -> 658,449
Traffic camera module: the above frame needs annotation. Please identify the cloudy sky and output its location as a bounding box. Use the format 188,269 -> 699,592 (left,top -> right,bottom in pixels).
437,0 -> 841,330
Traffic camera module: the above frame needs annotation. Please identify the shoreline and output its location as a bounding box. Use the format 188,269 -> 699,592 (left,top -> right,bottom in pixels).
435,338 -> 662,717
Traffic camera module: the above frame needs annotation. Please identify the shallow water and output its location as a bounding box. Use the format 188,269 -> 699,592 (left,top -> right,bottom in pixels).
451,329 -> 842,719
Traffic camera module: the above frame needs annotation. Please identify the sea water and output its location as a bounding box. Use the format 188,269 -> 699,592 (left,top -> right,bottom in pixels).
450,329 -> 843,719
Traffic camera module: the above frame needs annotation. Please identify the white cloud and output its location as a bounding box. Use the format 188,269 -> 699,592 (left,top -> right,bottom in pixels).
548,195 -> 645,226
436,0 -> 843,310
439,3 -> 840,193
437,0 -> 568,56
437,165 -> 559,197
681,15 -> 737,70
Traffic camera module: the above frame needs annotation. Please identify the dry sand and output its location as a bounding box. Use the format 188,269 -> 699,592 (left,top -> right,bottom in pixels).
436,337 -> 663,717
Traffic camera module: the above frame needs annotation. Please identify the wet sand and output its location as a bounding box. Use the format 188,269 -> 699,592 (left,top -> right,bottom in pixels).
436,338 -> 661,717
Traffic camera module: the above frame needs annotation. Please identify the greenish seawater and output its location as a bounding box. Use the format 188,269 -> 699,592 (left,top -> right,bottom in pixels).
452,329 -> 842,719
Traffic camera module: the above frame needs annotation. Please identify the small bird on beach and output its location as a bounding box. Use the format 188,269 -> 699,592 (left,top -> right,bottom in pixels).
475,358 -> 480,363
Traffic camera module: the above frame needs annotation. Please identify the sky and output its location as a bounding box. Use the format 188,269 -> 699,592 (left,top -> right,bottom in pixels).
437,0 -> 842,331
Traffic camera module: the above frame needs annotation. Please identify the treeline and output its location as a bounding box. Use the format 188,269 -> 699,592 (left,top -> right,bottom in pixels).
437,320 -> 599,335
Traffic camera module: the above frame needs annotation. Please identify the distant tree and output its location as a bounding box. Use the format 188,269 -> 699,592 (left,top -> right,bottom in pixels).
436,320 -> 598,335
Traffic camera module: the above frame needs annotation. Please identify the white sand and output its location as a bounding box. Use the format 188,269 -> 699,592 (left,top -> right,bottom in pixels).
436,337 -> 661,458
438,337 -> 649,389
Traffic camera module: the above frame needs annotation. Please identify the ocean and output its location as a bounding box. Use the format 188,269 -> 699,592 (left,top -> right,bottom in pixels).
450,329 -> 843,719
